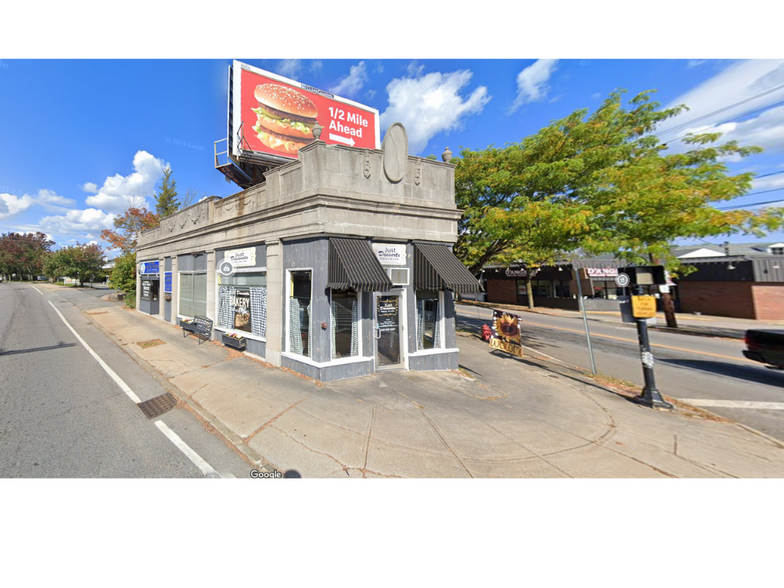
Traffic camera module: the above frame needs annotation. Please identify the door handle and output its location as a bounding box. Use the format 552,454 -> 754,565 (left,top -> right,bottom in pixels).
375,326 -> 381,339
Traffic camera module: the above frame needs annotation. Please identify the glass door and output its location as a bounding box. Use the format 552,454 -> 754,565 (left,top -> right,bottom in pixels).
374,292 -> 403,369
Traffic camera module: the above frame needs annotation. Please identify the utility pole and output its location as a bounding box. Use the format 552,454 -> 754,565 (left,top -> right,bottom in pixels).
650,255 -> 677,328
573,267 -> 597,375
632,284 -> 672,410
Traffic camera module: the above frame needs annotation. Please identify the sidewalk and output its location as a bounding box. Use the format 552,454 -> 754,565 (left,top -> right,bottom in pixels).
459,300 -> 780,339
81,299 -> 784,478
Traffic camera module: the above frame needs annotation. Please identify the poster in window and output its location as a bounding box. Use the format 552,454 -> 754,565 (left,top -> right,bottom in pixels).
489,309 -> 523,357
234,289 -> 251,332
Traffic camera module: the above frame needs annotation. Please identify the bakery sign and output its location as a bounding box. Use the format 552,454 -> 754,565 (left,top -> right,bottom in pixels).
224,248 -> 256,268
372,243 -> 406,266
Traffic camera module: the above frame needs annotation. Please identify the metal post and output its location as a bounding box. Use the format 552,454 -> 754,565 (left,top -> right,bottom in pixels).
633,286 -> 672,410
574,268 -> 597,375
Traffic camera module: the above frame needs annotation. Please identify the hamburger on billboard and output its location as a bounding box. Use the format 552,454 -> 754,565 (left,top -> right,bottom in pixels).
231,60 -> 380,163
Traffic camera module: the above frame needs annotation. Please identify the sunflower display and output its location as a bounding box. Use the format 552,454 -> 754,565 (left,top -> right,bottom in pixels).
488,310 -> 523,358
494,313 -> 520,343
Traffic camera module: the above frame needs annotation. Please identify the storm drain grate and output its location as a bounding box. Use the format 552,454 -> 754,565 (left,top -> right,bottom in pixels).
136,338 -> 166,349
137,393 -> 178,419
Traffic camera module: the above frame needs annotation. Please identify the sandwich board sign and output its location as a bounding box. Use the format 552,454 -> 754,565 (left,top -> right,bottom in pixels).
488,309 -> 523,358
230,60 -> 380,165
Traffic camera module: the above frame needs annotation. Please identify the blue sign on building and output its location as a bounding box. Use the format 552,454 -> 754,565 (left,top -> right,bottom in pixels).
141,261 -> 159,274
164,271 -> 172,293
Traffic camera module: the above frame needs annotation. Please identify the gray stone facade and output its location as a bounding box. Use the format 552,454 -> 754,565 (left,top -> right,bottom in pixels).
136,136 -> 469,381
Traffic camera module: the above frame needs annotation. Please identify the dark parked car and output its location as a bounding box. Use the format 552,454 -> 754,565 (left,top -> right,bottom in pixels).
744,330 -> 784,369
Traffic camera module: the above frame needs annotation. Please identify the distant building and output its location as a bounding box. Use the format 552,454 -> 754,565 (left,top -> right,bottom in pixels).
482,242 -> 784,320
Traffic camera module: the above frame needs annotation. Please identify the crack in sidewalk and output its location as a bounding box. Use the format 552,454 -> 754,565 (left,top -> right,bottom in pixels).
244,396 -> 310,443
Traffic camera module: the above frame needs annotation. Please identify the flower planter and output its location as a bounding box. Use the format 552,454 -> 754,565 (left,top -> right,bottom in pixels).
221,333 -> 247,351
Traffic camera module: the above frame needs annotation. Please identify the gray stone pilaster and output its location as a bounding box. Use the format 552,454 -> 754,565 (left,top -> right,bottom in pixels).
265,239 -> 283,366
171,256 -> 179,323
206,250 -> 216,322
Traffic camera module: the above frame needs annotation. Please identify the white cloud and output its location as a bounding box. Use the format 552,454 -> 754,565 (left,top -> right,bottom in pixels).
659,60 -> 784,138
39,208 -> 115,236
510,59 -> 559,113
84,150 -> 167,213
753,172 -> 784,192
329,61 -> 368,98
276,59 -> 302,80
0,192 -> 35,219
407,61 -> 425,78
379,70 -> 490,154
35,189 -> 76,207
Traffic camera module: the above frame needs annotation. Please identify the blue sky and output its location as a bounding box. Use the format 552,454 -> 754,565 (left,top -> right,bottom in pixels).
2,37 -> 784,257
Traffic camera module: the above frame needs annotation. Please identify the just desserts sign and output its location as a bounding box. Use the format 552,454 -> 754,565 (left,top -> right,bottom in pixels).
231,61 -> 380,163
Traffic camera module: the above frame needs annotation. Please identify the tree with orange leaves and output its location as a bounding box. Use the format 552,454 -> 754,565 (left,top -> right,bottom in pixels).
100,207 -> 160,255
101,207 -> 159,307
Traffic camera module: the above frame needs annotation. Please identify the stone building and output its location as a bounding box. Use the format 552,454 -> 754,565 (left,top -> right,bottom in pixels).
135,126 -> 479,381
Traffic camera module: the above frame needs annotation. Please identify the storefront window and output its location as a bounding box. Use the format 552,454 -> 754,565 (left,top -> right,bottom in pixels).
416,290 -> 441,350
179,272 -> 206,318
289,270 -> 311,357
331,290 -> 358,359
218,273 -> 267,337
591,280 -> 621,300
554,280 -> 571,298
516,280 -> 552,298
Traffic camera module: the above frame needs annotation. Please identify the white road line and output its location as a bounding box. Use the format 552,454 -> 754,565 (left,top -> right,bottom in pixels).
31,285 -> 43,295
680,399 -> 784,410
48,299 -> 222,477
48,300 -> 142,403
155,421 -> 220,477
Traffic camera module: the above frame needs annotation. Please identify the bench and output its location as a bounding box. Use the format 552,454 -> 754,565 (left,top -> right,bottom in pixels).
181,315 -> 213,345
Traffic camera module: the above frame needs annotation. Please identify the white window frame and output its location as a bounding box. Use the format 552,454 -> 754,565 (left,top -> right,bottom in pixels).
284,267 -> 313,358
410,289 -> 457,356
328,288 -> 364,363
214,266 -> 268,342
177,270 -> 207,320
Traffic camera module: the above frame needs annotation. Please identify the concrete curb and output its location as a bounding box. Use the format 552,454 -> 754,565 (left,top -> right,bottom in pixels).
80,305 -> 278,471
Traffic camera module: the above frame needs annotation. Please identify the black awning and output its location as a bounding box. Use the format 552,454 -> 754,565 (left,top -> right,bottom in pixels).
413,243 -> 481,293
327,238 -> 393,292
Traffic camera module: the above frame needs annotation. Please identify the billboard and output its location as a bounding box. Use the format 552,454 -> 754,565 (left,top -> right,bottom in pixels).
230,60 -> 380,165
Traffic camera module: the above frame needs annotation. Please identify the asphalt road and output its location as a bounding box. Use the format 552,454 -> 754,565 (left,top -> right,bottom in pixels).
0,282 -> 251,478
457,303 -> 784,442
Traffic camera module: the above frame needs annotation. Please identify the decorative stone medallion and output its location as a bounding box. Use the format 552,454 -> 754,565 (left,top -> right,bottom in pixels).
382,122 -> 408,183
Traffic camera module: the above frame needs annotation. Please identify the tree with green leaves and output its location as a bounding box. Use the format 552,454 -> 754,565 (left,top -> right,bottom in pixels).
454,89 -> 784,315
154,166 -> 179,218
108,251 -> 138,307
100,206 -> 159,305
44,243 -> 105,287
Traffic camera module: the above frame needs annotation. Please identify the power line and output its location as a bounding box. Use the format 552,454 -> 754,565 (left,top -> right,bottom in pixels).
655,82 -> 784,139
754,169 -> 784,179
717,194 -> 784,210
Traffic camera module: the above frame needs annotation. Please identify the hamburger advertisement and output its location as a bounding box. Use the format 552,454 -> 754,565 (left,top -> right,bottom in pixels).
232,61 -> 380,162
